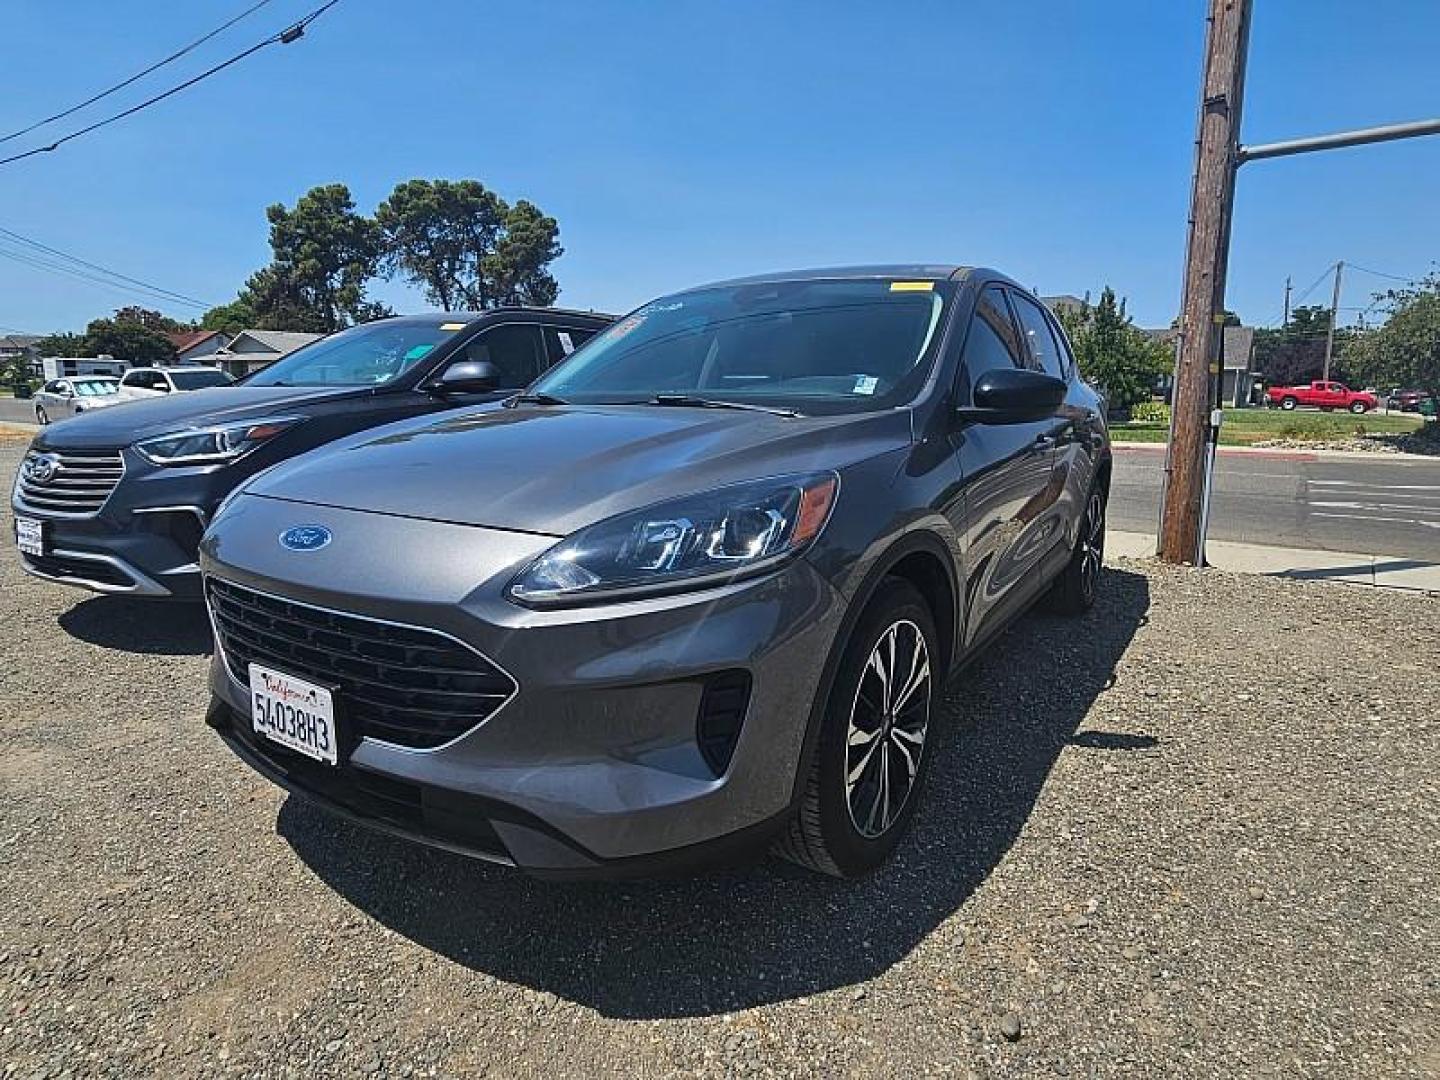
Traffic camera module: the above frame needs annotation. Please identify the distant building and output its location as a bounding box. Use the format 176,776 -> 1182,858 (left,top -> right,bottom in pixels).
165,329 -> 228,365
1147,325 -> 1257,407
1041,294 -> 1088,317
219,329 -> 322,377
0,333 -> 43,378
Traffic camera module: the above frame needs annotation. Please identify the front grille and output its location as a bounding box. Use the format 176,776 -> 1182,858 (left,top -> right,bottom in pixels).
23,552 -> 134,589
207,578 -> 516,750
16,449 -> 125,516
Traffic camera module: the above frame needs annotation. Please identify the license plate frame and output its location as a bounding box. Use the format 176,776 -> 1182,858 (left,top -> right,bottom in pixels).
248,663 -> 342,765
16,516 -> 45,557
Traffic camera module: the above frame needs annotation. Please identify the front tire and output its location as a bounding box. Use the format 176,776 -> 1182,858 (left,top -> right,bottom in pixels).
1280,396 -> 1298,411
1049,485 -> 1106,615
35,405 -> 49,424
775,578 -> 938,878
1349,400 -> 1368,414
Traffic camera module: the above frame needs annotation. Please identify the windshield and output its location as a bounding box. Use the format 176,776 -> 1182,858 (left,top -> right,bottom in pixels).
169,368 -> 232,390
72,379 -> 119,397
246,321 -> 465,387
531,278 -> 951,414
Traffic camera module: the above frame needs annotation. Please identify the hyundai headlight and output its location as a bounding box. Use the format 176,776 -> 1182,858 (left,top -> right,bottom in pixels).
508,473 -> 839,606
134,417 -> 300,466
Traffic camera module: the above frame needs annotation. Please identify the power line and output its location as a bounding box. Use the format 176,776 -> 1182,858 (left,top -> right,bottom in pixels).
1290,263 -> 1338,309
1346,262 -> 1414,284
0,225 -> 214,307
0,243 -> 210,310
0,0 -> 343,168
0,0 -> 275,146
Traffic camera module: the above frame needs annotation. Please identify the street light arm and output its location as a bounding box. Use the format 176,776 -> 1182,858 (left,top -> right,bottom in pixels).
1238,118 -> 1440,164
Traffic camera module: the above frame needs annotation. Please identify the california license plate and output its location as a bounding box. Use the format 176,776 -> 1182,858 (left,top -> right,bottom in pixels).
248,663 -> 338,765
16,517 -> 45,557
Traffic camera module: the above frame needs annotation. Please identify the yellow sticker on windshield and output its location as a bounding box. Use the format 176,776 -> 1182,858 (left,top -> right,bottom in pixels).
439,322 -> 466,331
889,281 -> 934,292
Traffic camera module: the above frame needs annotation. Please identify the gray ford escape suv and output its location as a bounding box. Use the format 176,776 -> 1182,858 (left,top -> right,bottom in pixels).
200,266 -> 1110,878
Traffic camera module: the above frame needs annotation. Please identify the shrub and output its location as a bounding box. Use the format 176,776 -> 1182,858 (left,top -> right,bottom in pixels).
1130,400 -> 1171,424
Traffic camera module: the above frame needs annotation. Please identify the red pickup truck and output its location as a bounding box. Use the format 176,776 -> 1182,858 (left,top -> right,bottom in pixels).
1266,380 -> 1377,414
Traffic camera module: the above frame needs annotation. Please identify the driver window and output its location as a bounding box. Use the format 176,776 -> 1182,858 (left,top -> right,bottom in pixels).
466,325 -> 544,388
959,286 -> 1026,399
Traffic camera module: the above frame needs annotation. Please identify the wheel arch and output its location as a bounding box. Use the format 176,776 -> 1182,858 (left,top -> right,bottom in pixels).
786,529 -> 959,808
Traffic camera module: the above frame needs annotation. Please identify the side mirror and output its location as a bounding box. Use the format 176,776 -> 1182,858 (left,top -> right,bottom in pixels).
955,368 -> 1066,425
432,359 -> 501,395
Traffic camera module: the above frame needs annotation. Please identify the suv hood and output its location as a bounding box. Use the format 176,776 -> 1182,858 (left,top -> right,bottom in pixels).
246,404 -> 912,536
33,385 -> 364,450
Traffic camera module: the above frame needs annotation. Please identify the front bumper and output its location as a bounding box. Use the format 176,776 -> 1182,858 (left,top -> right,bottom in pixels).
201,498 -> 846,875
12,445 -> 224,600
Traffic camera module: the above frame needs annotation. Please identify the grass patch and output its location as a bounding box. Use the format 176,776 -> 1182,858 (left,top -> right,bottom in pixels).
1114,407 -> 1425,446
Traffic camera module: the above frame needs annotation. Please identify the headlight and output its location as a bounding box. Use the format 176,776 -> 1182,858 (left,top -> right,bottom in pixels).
134,417 -> 300,466
508,472 -> 838,607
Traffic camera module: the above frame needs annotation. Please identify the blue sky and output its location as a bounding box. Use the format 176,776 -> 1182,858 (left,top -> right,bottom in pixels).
1,0 -> 1436,336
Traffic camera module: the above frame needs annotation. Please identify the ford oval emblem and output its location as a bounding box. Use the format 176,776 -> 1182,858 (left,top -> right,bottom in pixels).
279,525 -> 332,552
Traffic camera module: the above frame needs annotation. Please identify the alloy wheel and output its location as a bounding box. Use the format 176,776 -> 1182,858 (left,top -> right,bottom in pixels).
1079,490 -> 1105,598
844,619 -> 931,839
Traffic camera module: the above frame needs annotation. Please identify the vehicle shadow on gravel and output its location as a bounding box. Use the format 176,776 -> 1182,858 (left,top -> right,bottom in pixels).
59,596 -> 212,656
280,567 -> 1152,1019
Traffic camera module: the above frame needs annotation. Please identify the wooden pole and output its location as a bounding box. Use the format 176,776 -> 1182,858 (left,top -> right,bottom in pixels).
1322,260 -> 1344,382
1159,0 -> 1252,564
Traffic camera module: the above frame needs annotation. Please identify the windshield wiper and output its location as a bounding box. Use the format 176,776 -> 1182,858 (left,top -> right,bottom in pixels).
646,394 -> 801,418
505,392 -> 570,407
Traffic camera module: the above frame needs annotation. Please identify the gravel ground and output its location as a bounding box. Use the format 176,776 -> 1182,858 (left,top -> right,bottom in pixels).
1,438 -> 1436,1078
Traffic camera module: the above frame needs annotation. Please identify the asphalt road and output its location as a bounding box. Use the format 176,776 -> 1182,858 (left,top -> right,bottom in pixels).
0,398 -> 38,424
1112,444 -> 1440,560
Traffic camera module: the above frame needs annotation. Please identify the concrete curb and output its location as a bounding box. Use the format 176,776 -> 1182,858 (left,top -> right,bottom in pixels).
1107,529 -> 1440,594
1111,440 -> 1440,464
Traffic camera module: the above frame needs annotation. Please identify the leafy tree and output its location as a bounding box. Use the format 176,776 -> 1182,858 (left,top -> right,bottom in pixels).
33,332 -> 88,356
1056,287 -> 1170,412
82,318 -> 175,365
1252,305 -> 1353,386
1346,272 -> 1440,410
376,179 -> 562,309
113,306 -> 186,333
245,184 -> 386,333
200,298 -> 256,339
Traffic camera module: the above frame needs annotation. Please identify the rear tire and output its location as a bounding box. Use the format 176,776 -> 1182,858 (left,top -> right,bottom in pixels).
35,405 -> 48,424
1280,396 -> 1298,411
775,578 -> 939,878
1049,485 -> 1106,615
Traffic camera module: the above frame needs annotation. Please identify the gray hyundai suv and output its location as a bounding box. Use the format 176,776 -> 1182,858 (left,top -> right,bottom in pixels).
200,266 -> 1110,879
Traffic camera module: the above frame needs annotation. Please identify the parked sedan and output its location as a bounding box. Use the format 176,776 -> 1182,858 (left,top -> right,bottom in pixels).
200,265 -> 1111,880
32,376 -> 128,424
11,309 -> 611,599
116,365 -> 234,400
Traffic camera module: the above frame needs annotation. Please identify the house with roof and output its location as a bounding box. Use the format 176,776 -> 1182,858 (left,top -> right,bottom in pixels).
1147,324 -> 1258,407
0,333 -> 43,378
219,329 -> 323,376
165,329 -> 228,365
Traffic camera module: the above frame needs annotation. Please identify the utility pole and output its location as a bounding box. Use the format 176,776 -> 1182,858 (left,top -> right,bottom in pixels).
1282,275 -> 1291,327
1159,0 -> 1251,565
1322,260 -> 1344,382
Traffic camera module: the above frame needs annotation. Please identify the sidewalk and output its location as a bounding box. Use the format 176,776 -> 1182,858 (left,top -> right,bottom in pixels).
1108,530 -> 1440,593
1111,440 -> 1440,464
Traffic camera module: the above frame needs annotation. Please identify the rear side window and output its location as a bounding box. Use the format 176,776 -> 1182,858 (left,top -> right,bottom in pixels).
960,286 -> 1026,396
1010,292 -> 1068,380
